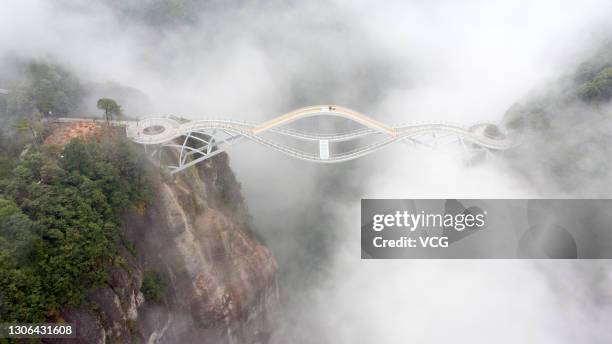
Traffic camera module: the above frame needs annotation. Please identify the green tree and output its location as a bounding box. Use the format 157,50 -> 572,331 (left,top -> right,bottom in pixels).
27,62 -> 83,117
0,198 -> 35,263
0,136 -> 150,322
141,270 -> 166,303
96,98 -> 122,124
61,139 -> 95,176
12,109 -> 43,146
0,132 -> 18,180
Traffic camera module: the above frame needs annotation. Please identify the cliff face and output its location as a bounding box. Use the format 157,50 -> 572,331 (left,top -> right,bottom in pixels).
51,152 -> 279,344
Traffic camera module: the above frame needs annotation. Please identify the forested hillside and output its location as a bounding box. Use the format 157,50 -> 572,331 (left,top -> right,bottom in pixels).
503,44 -> 612,195
0,59 -> 84,128
0,57 -> 278,343
0,58 -> 151,324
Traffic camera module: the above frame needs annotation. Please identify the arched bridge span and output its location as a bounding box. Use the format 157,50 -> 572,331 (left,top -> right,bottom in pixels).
123,105 -> 513,174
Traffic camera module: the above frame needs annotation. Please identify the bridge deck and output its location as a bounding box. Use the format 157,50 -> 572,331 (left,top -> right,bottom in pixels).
55,105 -> 513,173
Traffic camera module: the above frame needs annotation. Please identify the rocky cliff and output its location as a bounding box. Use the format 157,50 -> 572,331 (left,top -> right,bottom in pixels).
48,152 -> 279,344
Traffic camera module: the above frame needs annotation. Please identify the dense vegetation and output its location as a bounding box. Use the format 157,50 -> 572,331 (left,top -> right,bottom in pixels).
0,60 -> 84,127
141,270 -> 167,303
0,137 -> 150,322
505,44 -> 612,131
0,59 -> 151,323
575,46 -> 612,102
502,43 -> 612,194
577,67 -> 612,102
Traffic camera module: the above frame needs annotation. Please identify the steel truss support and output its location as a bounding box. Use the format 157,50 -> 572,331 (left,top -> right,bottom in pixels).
402,133 -> 494,162
129,117 -> 509,172
153,128 -> 244,174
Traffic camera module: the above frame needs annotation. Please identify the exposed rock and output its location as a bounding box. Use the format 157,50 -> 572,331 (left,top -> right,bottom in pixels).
48,308 -> 105,344
46,152 -> 279,344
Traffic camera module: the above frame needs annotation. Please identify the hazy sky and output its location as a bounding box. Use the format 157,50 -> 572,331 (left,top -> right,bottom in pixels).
2,1 -> 612,343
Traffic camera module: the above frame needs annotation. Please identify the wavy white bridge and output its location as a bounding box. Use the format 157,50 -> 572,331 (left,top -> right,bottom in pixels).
124,105 -> 513,174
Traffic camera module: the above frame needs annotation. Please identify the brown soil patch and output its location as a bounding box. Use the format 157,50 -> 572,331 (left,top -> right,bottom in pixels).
44,121 -> 115,146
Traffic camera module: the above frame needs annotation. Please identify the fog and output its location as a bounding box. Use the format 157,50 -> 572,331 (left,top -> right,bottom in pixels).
2,0 -> 612,343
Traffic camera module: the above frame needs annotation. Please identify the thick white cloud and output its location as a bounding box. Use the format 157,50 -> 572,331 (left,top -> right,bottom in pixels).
2,1 -> 612,343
